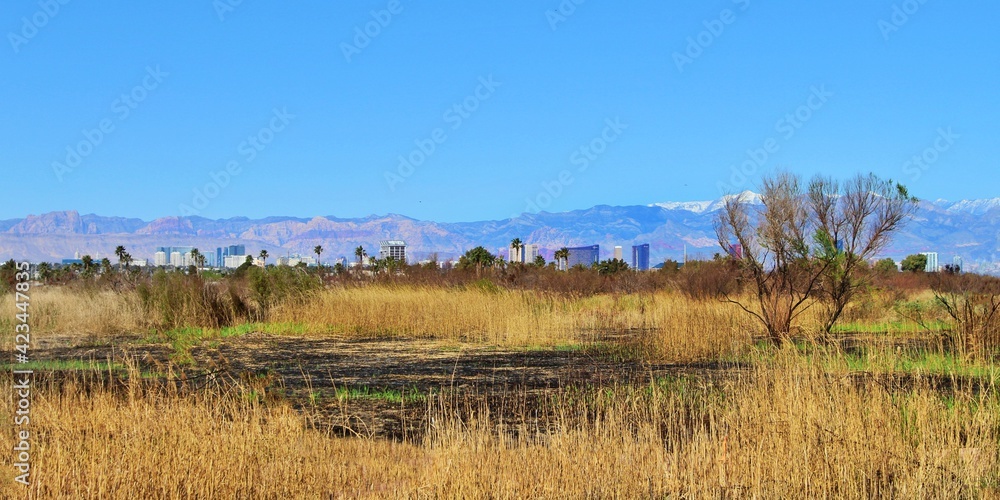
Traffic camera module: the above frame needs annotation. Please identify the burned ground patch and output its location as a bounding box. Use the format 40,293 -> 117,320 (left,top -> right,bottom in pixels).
22,332 -> 739,440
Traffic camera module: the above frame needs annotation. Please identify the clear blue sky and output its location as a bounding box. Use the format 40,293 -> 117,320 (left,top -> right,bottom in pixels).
2,1 -> 997,222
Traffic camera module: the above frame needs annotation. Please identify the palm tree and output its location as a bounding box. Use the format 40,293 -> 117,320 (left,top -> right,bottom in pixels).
115,245 -> 128,271
555,247 -> 569,271
456,246 -> 496,276
314,245 -> 324,267
189,248 -> 204,275
354,246 -> 366,272
510,238 -> 523,264
259,249 -> 269,267
37,262 -> 52,283
100,258 -> 112,276
80,255 -> 94,278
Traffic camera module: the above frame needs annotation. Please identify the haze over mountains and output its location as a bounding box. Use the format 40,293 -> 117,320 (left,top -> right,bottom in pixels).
3,193 -> 1000,272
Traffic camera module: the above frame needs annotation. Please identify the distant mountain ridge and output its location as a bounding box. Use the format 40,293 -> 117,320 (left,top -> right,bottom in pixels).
3,193 -> 999,272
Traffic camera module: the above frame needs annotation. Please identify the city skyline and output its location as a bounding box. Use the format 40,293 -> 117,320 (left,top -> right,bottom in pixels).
3,189 -> 996,272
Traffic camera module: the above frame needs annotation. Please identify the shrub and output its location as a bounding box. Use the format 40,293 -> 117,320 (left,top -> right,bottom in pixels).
930,273 -> 1000,358
137,269 -> 253,329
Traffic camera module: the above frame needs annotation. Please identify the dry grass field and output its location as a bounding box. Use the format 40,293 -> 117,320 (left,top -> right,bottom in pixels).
2,352 -> 997,497
2,282 -> 999,497
2,285 -> 760,361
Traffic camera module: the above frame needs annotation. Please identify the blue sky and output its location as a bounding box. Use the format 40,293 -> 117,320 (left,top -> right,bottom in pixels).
2,1 -> 997,222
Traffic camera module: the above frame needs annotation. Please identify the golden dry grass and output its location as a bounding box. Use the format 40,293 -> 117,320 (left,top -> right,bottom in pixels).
0,286 -> 146,337
1,351 -> 997,498
3,283 -> 993,497
3,286 -> 756,362
271,286 -> 757,356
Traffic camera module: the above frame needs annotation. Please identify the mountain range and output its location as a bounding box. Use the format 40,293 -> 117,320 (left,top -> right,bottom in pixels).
3,192 -> 1000,272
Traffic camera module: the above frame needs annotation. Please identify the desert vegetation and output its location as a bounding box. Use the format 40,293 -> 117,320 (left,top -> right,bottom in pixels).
4,256 -> 1000,496
3,175 -> 1000,497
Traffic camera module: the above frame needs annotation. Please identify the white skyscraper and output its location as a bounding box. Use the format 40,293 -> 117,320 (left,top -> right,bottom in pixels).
379,240 -> 407,262
508,244 -> 522,263
920,252 -> 939,272
523,244 -> 539,264
154,251 -> 167,267
225,255 -> 249,268
614,246 -> 623,261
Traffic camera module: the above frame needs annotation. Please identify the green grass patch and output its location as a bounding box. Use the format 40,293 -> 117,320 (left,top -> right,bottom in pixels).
834,349 -> 1000,379
831,319 -> 951,335
333,385 -> 426,404
725,339 -> 1000,381
0,359 -> 166,378
0,359 -> 126,372
522,342 -> 588,353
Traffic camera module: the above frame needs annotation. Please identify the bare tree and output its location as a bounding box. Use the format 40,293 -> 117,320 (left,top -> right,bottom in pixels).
808,173 -> 917,332
716,172 -> 826,342
715,172 -> 915,342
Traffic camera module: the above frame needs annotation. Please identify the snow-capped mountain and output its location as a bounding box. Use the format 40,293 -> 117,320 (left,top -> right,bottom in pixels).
2,192 -> 1000,272
932,198 -> 1000,216
650,190 -> 762,214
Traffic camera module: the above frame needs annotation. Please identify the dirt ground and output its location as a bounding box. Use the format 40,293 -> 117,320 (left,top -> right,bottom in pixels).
26,332 -> 737,440
17,331 -> 980,441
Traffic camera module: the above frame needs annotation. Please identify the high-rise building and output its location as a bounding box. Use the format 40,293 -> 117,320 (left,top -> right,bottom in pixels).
216,245 -> 247,268
613,246 -> 623,261
224,255 -> 250,268
508,244 -> 524,264
276,255 -> 318,267
632,244 -> 650,271
158,246 -> 196,267
921,252 -> 939,272
566,245 -> 600,269
379,240 -> 406,262
523,244 -> 539,264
